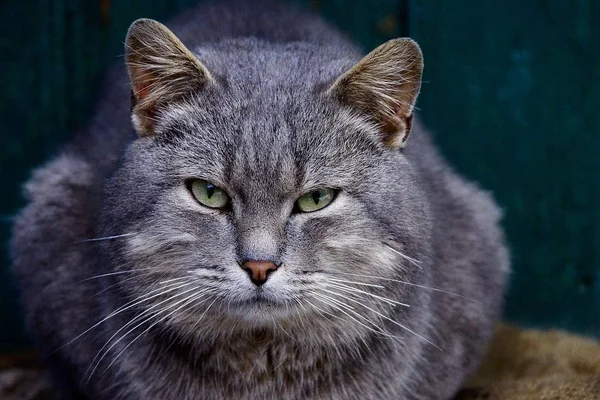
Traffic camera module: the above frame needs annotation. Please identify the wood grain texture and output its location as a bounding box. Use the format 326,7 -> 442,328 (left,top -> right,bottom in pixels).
0,0 -> 597,350
409,0 -> 599,336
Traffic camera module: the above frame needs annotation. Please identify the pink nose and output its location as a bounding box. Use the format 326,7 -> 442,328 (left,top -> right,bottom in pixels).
242,260 -> 278,285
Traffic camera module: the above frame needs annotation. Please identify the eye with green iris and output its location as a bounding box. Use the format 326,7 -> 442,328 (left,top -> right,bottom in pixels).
295,188 -> 336,213
189,179 -> 230,209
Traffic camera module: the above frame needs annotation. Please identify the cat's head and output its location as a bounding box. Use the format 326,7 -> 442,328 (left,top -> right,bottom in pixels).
101,19 -> 431,343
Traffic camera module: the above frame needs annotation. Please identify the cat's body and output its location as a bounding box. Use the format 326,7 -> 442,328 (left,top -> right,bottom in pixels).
11,1 -> 509,399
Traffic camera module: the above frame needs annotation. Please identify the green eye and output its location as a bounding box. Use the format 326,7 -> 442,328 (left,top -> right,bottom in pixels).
296,188 -> 336,213
190,180 -> 230,209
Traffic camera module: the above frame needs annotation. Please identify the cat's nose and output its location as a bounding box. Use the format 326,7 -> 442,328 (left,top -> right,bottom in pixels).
241,260 -> 278,285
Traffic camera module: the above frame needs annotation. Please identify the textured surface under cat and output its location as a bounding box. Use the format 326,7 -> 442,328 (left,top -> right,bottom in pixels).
9,1 -> 509,399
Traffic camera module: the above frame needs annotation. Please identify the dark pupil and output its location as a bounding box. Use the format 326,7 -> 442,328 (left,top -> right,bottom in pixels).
311,190 -> 322,205
206,183 -> 215,198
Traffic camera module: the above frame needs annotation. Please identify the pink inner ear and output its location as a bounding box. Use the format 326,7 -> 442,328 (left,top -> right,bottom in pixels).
131,64 -> 156,101
136,85 -> 149,100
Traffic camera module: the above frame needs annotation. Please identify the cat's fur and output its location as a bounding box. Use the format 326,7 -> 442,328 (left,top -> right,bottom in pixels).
10,1 -> 509,399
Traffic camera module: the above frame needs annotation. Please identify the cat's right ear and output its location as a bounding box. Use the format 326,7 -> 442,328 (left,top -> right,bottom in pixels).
125,19 -> 214,137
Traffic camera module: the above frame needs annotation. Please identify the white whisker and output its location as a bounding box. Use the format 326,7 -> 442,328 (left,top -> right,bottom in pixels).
313,292 -> 355,311
57,281 -> 194,352
271,316 -> 295,342
187,296 -> 218,333
86,288 -> 206,382
86,284 -> 201,368
99,291 -> 210,378
329,272 -> 480,304
293,298 -> 309,330
382,242 -> 422,267
78,268 -> 155,282
324,289 -> 441,350
310,293 -> 402,344
91,275 -> 138,298
324,281 -> 410,308
157,276 -> 191,285
74,233 -> 136,243
324,278 -> 385,289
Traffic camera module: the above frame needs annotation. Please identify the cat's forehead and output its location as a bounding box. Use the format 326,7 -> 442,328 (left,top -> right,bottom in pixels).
162,85 -> 379,151
156,89 -> 383,190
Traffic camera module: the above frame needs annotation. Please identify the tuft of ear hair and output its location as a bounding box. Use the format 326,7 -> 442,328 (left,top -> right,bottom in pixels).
125,19 -> 214,136
328,38 -> 423,149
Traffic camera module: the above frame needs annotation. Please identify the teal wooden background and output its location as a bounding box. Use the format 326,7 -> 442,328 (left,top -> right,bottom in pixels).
0,0 -> 598,351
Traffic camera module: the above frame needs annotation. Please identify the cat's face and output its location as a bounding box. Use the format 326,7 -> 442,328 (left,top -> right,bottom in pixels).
100,19 -> 427,342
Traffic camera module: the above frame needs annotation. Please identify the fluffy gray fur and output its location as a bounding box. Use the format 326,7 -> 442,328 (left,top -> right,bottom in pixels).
10,1 -> 509,399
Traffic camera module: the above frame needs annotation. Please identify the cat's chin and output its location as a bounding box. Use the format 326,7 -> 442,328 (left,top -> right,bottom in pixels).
225,293 -> 299,324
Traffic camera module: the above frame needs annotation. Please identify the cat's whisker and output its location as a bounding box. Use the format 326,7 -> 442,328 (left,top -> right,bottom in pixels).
186,296 -> 218,333
104,280 -> 195,319
305,299 -> 359,334
329,272 -> 481,304
271,316 -> 295,342
382,242 -> 422,268
78,268 -> 155,282
91,275 -> 139,298
325,289 -> 441,350
310,293 -> 401,344
303,301 -> 348,350
323,281 -> 410,308
320,289 -> 390,329
87,289 -> 208,383
304,299 -> 334,325
158,276 -> 190,285
313,291 -> 403,345
313,292 -> 355,311
99,291 -> 211,379
86,283 -> 201,370
292,297 -> 309,330
73,233 -> 136,243
324,278 -> 385,289
57,281 -> 194,352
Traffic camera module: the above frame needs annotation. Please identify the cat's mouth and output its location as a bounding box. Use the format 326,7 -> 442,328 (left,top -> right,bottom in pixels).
225,290 -> 293,321
213,283 -> 307,324
239,291 -> 279,307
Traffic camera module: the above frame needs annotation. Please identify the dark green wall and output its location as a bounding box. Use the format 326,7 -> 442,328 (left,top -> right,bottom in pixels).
0,0 -> 598,350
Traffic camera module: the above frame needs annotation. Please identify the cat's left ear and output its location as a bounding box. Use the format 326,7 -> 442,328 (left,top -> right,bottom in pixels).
125,19 -> 214,136
328,39 -> 423,148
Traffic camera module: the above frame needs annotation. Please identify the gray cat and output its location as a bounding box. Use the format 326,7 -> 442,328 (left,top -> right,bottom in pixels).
10,1 -> 509,399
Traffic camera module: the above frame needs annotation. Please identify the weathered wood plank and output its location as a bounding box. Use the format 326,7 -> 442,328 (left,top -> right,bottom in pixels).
410,0 -> 599,335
